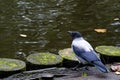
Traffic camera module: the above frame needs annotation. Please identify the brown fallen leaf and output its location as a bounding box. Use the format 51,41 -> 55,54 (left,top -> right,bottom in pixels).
94,29 -> 107,33
111,65 -> 118,71
111,64 -> 120,75
20,34 -> 27,37
115,71 -> 120,75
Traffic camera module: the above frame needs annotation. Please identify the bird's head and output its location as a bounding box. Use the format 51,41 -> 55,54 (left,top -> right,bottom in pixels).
68,31 -> 82,39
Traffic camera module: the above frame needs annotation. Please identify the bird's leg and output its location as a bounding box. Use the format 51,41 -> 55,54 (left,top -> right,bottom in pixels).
71,64 -> 91,71
72,64 -> 80,70
82,65 -> 89,70
81,63 -> 93,71
71,63 -> 83,70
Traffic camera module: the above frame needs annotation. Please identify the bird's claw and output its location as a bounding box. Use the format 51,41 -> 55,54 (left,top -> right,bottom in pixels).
70,67 -> 79,71
70,66 -> 89,71
84,66 -> 89,70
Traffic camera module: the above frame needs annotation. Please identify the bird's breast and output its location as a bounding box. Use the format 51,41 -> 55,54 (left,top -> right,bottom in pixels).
72,39 -> 92,52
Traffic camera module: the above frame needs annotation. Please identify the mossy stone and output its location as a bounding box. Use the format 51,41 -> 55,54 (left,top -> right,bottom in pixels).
58,48 -> 78,61
0,58 -> 26,78
95,46 -> 120,63
26,53 -> 63,66
0,58 -> 26,71
58,48 -> 79,67
95,46 -> 120,56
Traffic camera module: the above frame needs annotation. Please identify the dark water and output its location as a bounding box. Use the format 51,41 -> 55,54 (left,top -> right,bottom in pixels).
0,0 -> 120,58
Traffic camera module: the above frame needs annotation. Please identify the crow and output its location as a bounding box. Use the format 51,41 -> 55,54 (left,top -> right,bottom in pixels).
68,31 -> 109,73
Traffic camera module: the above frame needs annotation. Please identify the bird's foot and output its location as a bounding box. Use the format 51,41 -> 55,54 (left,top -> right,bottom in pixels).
77,66 -> 90,71
84,66 -> 89,70
70,66 -> 89,71
71,67 -> 79,71
70,64 -> 82,71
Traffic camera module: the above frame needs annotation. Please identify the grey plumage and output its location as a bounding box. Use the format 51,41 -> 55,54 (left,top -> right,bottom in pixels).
68,31 -> 109,73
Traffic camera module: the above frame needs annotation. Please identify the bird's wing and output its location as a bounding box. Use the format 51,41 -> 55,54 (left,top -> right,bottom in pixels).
72,45 -> 100,62
93,60 -> 109,73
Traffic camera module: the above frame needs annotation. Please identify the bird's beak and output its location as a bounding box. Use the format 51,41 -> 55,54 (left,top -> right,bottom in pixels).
67,31 -> 73,37
67,31 -> 72,34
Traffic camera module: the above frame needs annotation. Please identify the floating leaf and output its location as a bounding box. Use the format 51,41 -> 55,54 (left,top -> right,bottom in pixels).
94,29 -> 107,33
20,34 -> 27,37
114,18 -> 119,21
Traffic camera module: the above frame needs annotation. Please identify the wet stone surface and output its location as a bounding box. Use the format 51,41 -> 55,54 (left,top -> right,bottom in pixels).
58,72 -> 120,80
4,66 -> 102,80
2,64 -> 120,80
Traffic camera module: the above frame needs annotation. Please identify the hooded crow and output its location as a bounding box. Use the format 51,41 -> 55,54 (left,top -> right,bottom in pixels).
68,31 -> 109,73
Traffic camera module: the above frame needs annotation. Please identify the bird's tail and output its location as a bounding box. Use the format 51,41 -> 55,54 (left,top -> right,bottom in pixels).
93,61 -> 109,73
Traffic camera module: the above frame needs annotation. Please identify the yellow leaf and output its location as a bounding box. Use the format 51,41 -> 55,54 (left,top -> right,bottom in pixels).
94,29 -> 107,33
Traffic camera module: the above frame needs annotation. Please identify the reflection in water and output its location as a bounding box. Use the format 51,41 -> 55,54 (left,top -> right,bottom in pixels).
14,0 -> 77,56
0,0 -> 119,58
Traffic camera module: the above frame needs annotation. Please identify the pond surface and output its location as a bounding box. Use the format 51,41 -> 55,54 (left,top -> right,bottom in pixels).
0,0 -> 120,58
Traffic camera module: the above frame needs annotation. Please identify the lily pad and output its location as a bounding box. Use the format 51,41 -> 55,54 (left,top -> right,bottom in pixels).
95,46 -> 120,56
26,52 -> 63,66
0,58 -> 26,71
58,48 -> 78,61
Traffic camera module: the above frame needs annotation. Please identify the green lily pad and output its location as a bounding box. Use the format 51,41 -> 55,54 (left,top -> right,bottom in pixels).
58,48 -> 78,61
26,52 -> 63,66
0,58 -> 26,71
95,46 -> 120,56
